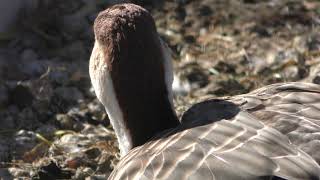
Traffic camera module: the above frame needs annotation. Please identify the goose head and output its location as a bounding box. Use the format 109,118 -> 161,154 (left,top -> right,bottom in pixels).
89,3 -> 179,156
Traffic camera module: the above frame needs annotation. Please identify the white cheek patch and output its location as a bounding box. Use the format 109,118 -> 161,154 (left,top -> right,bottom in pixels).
89,41 -> 131,156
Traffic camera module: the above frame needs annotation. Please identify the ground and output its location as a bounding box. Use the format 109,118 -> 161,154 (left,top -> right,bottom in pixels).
0,0 -> 320,179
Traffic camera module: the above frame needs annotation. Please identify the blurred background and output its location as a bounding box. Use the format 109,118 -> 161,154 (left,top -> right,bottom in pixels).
1,0 -> 320,179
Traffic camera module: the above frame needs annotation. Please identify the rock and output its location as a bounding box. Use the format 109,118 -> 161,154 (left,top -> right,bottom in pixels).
35,124 -> 56,139
180,63 -> 209,89
13,130 -> 37,159
198,5 -> 213,17
84,147 -> 101,159
21,49 -> 39,62
9,85 -> 34,109
55,87 -> 84,103
250,25 -> 272,37
22,60 -> 46,78
313,76 -> 320,84
304,63 -> 320,84
55,113 -> 83,130
48,69 -> 69,85
18,49 -> 46,78
51,87 -> 84,113
14,130 -> 36,145
282,66 -> 299,80
56,114 -> 73,129
307,33 -> 320,51
273,49 -> 301,68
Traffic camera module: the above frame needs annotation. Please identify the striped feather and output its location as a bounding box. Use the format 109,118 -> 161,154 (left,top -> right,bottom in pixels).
109,82 -> 320,180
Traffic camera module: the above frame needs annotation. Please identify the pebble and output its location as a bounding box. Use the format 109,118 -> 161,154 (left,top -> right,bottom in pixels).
198,5 -> 213,16
53,86 -> 84,105
13,130 -> 37,159
84,147 -> 101,159
307,33 -> 320,51
313,76 -> 320,84
55,113 -> 82,130
19,49 -> 47,78
35,124 -> 57,139
21,49 -> 38,62
48,69 -> 69,85
282,66 -> 299,80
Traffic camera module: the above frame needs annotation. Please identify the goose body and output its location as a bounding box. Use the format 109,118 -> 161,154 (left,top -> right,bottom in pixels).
89,3 -> 320,179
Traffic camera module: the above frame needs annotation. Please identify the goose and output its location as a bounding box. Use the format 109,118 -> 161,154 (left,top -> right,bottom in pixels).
89,3 -> 320,180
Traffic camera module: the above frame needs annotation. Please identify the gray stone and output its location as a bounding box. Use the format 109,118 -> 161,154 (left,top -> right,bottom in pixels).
13,130 -> 37,159
21,49 -> 38,62
282,66 -> 299,80
48,70 -> 69,85
55,114 -> 83,130
54,86 -> 84,104
307,33 -> 320,51
35,124 -> 56,139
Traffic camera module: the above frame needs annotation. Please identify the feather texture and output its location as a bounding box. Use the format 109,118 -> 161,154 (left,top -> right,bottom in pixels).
109,82 -> 320,180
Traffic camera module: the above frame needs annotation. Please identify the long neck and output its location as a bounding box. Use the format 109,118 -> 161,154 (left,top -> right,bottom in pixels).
90,39 -> 180,156
114,86 -> 179,151
107,34 -> 180,154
